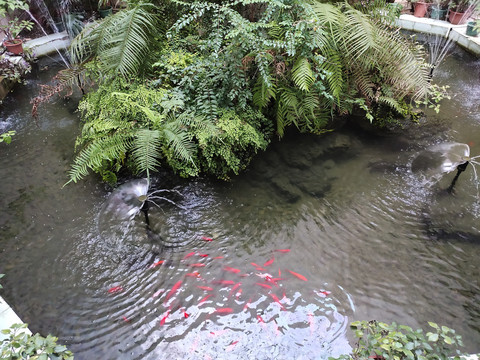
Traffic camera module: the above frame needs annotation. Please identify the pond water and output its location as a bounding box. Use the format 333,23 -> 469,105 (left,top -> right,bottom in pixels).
0,46 -> 479,359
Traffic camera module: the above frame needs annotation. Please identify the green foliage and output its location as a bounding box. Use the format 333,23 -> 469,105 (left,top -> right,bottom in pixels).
0,273 -> 4,289
330,320 -> 464,360
0,0 -> 34,41
0,131 -> 16,144
415,84 -> 451,114
1,323 -> 73,360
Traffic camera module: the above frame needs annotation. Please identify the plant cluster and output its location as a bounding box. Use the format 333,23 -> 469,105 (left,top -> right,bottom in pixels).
0,0 -> 33,42
0,54 -> 31,83
35,0 -> 440,183
1,323 -> 74,360
0,131 -> 16,143
330,320 -> 464,360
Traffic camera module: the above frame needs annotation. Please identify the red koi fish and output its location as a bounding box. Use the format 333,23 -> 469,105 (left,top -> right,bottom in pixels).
183,252 -> 196,260
197,286 -> 214,291
275,249 -> 291,253
185,272 -> 201,278
212,280 -> 235,285
257,315 -> 265,323
190,263 -> 206,267
201,236 -> 213,241
316,290 -> 331,297
214,307 -> 233,314
269,293 -> 285,310
255,282 -> 272,289
263,257 -> 275,267
108,286 -> 123,294
236,288 -> 243,299
278,269 -> 281,277
243,298 -> 252,311
213,256 -> 224,259
229,282 -> 242,297
224,266 -> 241,274
122,316 -> 130,322
160,311 -> 170,325
198,254 -> 208,257
150,260 -> 164,268
199,294 -> 213,304
288,270 -> 308,281
226,340 -> 239,352
165,281 -> 182,302
184,312 -> 189,318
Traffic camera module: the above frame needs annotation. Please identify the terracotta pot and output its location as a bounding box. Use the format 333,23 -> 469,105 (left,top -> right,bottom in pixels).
448,9 -> 469,25
3,39 -> 24,55
413,2 -> 430,17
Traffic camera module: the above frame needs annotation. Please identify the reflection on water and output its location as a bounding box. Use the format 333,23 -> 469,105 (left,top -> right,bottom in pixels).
0,51 -> 479,359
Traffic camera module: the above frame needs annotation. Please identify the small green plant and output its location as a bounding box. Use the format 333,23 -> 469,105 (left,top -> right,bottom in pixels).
415,84 -> 451,113
0,131 -> 16,144
1,323 -> 74,360
0,273 -> 4,289
0,0 -> 34,42
330,320 -> 464,360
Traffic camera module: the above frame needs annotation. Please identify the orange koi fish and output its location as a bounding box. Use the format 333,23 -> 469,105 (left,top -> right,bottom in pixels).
224,266 -> 241,274
199,294 -> 213,304
213,256 -> 224,259
160,311 -> 170,325
212,280 -> 235,285
165,281 -> 182,302
269,293 -> 285,310
275,249 -> 291,253
185,272 -> 201,278
214,307 -> 233,314
201,236 -> 213,241
255,282 -> 272,289
288,270 -> 308,281
229,282 -> 242,297
263,257 -> 275,267
190,263 -> 206,267
226,340 -> 239,352
108,286 -> 123,294
197,286 -> 214,291
183,252 -> 196,260
150,260 -> 164,268
243,298 -> 252,311
316,290 -> 331,297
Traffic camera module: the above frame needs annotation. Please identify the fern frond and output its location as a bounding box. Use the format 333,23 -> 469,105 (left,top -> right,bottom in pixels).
132,129 -> 162,179
291,57 -> 314,92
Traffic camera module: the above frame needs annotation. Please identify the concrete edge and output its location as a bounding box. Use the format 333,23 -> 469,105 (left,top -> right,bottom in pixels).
0,295 -> 31,342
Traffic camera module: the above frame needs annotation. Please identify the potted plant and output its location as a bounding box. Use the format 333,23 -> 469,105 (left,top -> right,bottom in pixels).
430,0 -> 450,19
98,0 -> 113,18
0,0 -> 34,55
412,0 -> 432,18
448,0 -> 474,24
466,19 -> 479,35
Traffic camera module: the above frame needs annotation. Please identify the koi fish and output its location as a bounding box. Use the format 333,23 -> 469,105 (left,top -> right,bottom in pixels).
269,293 -> 285,310
122,316 -> 130,322
263,257 -> 275,267
243,298 -> 252,311
183,252 -> 196,260
199,294 -> 213,304
278,269 -> 281,277
275,249 -> 291,253
160,311 -> 170,325
255,282 -> 272,289
184,312 -> 189,318
214,307 -> 233,314
150,260 -> 164,268
165,281 -> 182,302
316,290 -> 331,297
213,256 -> 224,259
190,263 -> 206,267
198,254 -> 209,257
288,270 -> 308,281
108,286 -> 123,294
201,236 -> 213,241
236,288 -> 243,299
229,282 -> 242,297
212,280 -> 235,285
185,272 -> 201,278
152,289 -> 163,298
223,266 -> 241,274
197,286 -> 214,291
257,315 -> 265,323
226,340 -> 239,352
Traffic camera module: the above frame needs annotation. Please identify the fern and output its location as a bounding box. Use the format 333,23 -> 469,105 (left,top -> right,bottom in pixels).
291,57 -> 315,92
132,129 -> 162,179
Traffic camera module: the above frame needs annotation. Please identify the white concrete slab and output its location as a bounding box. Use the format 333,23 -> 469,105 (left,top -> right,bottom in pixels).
0,296 -> 31,342
23,31 -> 71,58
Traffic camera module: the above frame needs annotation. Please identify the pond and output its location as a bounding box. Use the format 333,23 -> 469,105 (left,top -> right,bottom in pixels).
0,46 -> 479,359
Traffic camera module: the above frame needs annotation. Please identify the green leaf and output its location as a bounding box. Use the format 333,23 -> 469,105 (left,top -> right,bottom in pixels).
443,336 -> 453,344
427,332 -> 438,342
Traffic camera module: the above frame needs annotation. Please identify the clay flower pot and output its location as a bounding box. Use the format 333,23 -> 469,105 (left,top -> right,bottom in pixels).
413,2 -> 430,17
3,39 -> 24,55
448,9 -> 469,24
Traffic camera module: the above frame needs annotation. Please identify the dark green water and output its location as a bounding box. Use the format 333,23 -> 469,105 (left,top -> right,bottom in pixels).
0,49 -> 479,359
